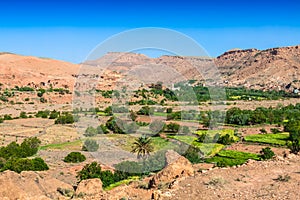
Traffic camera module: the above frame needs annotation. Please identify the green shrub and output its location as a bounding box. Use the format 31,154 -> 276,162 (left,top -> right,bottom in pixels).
2,157 -> 48,173
165,123 -> 180,133
260,147 -> 275,160
217,134 -> 235,145
55,113 -> 76,124
137,106 -> 153,115
63,152 -> 86,163
3,114 -> 12,120
0,137 -> 41,159
19,111 -> 28,119
49,110 -> 60,119
36,110 -> 50,118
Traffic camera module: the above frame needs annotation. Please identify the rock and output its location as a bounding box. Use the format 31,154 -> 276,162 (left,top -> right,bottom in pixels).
75,178 -> 103,196
0,170 -> 72,200
149,150 -> 194,188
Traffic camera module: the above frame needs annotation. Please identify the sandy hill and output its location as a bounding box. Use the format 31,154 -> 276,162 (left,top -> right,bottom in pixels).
0,53 -> 79,90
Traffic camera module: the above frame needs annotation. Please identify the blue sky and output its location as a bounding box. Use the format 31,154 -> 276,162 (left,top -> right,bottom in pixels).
0,0 -> 300,63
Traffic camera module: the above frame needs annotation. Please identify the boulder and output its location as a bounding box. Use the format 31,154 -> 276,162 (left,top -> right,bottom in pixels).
75,178 -> 103,196
149,150 -> 194,188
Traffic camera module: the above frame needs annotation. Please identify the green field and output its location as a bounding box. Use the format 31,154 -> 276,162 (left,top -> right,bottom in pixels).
104,176 -> 139,191
153,112 -> 168,117
105,134 -> 175,152
205,150 -> 261,167
195,129 -> 240,142
169,135 -> 224,157
40,139 -> 82,150
244,133 -> 289,146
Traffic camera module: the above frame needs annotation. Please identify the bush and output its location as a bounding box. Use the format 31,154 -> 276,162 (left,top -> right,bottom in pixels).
137,106 -> 153,115
19,111 -> 28,119
217,134 -> 235,145
63,152 -> 86,163
36,110 -> 50,118
55,113 -> 76,124
0,137 -> 41,159
3,114 -> 12,120
260,147 -> 275,160
165,123 -> 180,133
77,162 -> 102,180
82,139 -> 99,152
3,157 -> 49,173
49,110 -> 60,119
183,146 -> 203,164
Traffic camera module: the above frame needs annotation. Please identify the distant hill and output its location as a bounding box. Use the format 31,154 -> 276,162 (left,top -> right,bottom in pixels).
1,45 -> 300,92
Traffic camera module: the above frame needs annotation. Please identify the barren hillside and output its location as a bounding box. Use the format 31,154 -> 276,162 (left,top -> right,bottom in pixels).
1,45 -> 300,93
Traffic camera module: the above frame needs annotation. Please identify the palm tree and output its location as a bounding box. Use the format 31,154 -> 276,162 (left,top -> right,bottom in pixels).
131,135 -> 154,159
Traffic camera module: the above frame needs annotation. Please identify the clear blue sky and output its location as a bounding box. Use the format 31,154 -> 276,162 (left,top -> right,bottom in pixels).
0,0 -> 300,63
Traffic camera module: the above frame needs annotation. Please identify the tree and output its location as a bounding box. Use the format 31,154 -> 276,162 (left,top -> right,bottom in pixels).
285,120 -> 300,154
63,152 -> 86,163
82,139 -> 99,152
131,136 -> 154,159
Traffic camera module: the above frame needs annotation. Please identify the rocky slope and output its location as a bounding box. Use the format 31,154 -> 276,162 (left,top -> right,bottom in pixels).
1,45 -> 300,93
216,45 -> 300,91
